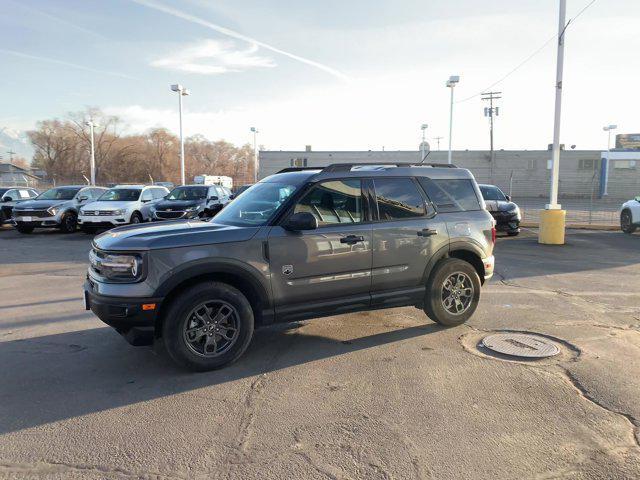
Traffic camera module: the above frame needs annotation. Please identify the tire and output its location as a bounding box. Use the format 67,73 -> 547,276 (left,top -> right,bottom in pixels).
162,282 -> 255,371
0,209 -> 6,224
59,212 -> 77,233
15,224 -> 34,234
621,210 -> 636,234
424,258 -> 481,327
130,212 -> 142,224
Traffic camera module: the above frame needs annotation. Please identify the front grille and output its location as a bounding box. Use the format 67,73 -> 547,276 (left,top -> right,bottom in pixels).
82,210 -> 119,216
156,211 -> 185,219
13,209 -> 51,218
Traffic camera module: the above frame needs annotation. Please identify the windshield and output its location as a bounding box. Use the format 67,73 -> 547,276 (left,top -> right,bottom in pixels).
166,186 -> 208,201
213,182 -> 297,227
480,185 -> 506,201
36,187 -> 80,201
98,188 -> 141,201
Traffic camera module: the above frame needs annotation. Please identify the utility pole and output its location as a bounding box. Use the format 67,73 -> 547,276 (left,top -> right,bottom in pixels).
84,121 -> 97,185
7,150 -> 16,163
420,124 -> 428,161
446,75 -> 460,164
481,91 -> 501,183
539,0 -> 567,245
433,136 -> 443,151
171,84 -> 190,185
250,127 -> 259,183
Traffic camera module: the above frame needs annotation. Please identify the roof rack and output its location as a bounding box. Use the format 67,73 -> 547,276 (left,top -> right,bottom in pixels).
277,162 -> 457,174
323,162 -> 457,172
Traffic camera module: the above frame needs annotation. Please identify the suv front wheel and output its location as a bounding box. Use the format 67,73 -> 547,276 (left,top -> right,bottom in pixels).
162,282 -> 255,371
424,258 -> 481,327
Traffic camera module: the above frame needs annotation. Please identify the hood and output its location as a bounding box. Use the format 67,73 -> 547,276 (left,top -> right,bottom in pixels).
93,219 -> 259,251
484,200 -> 517,212
13,199 -> 71,210
154,199 -> 204,210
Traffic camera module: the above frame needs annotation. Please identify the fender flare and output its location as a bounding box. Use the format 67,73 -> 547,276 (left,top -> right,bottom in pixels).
421,240 -> 487,284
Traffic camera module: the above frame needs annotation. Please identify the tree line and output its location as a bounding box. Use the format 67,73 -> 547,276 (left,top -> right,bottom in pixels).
27,108 -> 256,187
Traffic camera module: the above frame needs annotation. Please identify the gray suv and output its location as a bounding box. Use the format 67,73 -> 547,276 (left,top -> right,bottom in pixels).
84,163 -> 495,371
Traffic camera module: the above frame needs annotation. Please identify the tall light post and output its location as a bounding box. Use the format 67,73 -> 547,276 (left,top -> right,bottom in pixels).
446,75 -> 460,164
539,0 -> 567,245
602,124 -> 617,196
85,120 -> 97,185
171,84 -> 190,185
250,127 -> 259,183
420,124 -> 428,161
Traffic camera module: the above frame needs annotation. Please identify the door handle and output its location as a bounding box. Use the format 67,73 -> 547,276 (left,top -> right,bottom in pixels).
417,228 -> 438,237
340,235 -> 365,244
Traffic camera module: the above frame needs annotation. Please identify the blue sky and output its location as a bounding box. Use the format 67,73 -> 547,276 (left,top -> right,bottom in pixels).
1,0 -> 639,155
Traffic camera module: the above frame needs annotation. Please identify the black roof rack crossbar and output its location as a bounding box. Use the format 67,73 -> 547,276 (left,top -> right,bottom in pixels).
322,162 -> 458,172
276,167 -> 324,173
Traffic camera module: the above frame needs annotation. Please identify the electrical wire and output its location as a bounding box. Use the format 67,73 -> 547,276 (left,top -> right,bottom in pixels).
456,0 -> 598,104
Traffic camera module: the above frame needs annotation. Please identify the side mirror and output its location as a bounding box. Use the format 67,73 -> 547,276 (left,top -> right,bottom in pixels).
2,196 -> 12,202
77,195 -> 89,202
284,212 -> 318,231
229,194 -> 235,200
635,196 -> 640,203
505,194 -> 511,202
208,196 -> 219,201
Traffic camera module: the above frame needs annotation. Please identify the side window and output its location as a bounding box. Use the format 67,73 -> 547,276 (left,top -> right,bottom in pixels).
141,189 -> 153,201
5,189 -> 18,200
19,189 -> 31,199
373,178 -> 425,220
153,188 -> 166,199
418,178 -> 481,213
293,179 -> 363,226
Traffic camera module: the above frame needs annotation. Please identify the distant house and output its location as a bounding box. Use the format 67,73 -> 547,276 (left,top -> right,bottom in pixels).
0,163 -> 40,187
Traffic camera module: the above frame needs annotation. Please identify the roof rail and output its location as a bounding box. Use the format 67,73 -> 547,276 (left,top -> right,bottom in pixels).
323,162 -> 458,172
276,167 -> 324,173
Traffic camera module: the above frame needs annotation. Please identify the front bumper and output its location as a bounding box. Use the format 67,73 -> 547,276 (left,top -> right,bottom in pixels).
12,212 -> 62,227
84,279 -> 163,346
490,211 -> 520,233
78,214 -> 128,227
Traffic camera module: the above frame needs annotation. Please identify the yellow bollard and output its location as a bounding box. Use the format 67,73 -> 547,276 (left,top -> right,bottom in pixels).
538,209 -> 566,245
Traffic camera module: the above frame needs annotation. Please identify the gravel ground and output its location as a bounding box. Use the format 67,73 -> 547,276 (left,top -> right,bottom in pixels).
0,225 -> 639,480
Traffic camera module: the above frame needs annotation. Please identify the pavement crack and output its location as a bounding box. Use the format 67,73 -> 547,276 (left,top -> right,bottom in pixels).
558,369 -> 640,450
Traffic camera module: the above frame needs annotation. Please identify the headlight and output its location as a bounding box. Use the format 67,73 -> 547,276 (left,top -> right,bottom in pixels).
113,209 -> 126,215
89,249 -> 143,282
47,206 -> 60,215
185,206 -> 199,211
79,208 -> 86,215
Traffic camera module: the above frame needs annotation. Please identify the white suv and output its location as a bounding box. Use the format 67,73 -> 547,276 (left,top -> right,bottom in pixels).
78,185 -> 169,232
620,196 -> 640,234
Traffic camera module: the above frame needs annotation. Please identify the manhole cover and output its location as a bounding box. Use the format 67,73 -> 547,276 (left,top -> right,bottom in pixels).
481,333 -> 560,358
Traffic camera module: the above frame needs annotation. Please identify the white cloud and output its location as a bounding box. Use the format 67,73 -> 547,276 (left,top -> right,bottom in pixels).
150,39 -> 275,75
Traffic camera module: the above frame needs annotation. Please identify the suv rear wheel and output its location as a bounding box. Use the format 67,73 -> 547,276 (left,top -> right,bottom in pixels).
424,258 -> 481,326
162,282 -> 255,371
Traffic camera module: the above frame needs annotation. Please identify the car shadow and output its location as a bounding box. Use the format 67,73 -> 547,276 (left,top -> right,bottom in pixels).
0,321 -> 445,434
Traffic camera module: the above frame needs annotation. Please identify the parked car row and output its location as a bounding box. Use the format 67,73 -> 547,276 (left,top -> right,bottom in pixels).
3,183 -> 236,234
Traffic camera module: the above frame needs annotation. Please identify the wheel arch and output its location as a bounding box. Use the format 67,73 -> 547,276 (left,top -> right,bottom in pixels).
422,242 -> 486,286
154,261 -> 273,338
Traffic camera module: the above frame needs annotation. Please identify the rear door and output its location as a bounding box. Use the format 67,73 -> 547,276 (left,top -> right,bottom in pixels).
268,178 -> 373,321
370,177 -> 449,307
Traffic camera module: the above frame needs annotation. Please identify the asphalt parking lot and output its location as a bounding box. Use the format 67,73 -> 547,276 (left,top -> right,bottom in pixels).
0,226 -> 639,479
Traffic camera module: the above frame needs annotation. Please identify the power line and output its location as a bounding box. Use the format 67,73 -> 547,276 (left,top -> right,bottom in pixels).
456,0 -> 598,104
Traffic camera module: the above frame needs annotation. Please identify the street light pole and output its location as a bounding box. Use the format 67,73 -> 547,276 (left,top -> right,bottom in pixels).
250,127 -> 259,183
171,84 -> 190,185
85,121 -> 96,185
420,124 -> 428,161
446,75 -> 460,164
539,0 -> 567,245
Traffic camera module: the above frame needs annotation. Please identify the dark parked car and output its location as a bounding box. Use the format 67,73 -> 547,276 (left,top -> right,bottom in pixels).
0,187 -> 39,224
479,184 -> 521,236
84,163 -> 495,371
151,185 -> 229,221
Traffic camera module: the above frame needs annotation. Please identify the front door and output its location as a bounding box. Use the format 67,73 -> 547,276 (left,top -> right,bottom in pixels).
370,177 -> 449,307
268,178 -> 373,321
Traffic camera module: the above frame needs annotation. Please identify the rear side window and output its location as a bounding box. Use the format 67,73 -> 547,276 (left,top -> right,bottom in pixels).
373,178 -> 425,220
418,178 -> 481,213
294,179 -> 363,225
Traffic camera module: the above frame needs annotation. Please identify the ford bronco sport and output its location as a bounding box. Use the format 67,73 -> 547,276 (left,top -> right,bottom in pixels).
84,163 -> 495,371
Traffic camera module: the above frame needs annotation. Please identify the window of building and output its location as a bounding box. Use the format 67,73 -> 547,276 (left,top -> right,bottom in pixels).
293,179 -> 362,225
290,158 -> 308,167
418,178 -> 481,213
613,160 -> 637,170
579,159 -> 596,170
373,178 -> 426,220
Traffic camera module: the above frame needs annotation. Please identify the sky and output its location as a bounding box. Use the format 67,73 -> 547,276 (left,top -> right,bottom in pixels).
1,0 -> 639,157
